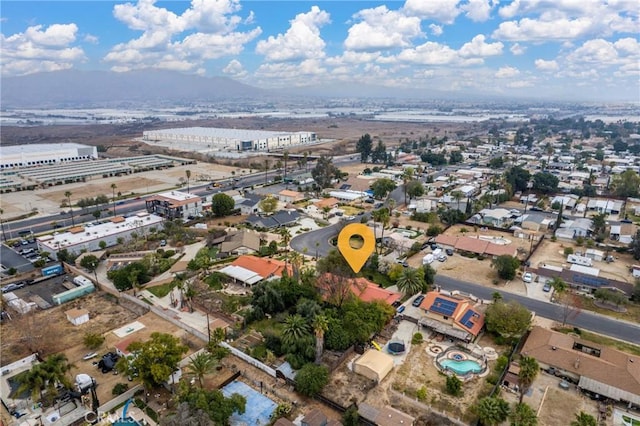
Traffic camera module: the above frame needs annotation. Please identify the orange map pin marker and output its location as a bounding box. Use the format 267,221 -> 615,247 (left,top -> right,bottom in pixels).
337,223 -> 375,273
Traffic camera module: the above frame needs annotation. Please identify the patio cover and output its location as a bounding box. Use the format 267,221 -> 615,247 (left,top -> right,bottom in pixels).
219,265 -> 262,285
419,317 -> 471,341
578,376 -> 640,406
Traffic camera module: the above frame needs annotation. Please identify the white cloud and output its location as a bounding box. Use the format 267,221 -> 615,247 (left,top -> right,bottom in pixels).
567,39 -> 618,63
534,59 -> 559,71
507,80 -> 534,88
614,37 -> 640,55
429,24 -> 443,36
462,0 -> 494,22
1,23 -> 85,76
223,59 -> 247,77
84,34 -> 98,44
255,6 -> 330,62
397,41 -> 484,66
105,0 -> 261,73
403,0 -> 462,24
344,6 -> 423,51
493,17 -> 594,41
510,43 -> 526,55
495,66 -> 519,78
458,35 -> 503,57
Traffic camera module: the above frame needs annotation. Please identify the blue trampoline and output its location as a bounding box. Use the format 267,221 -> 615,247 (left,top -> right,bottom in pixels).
221,381 -> 277,426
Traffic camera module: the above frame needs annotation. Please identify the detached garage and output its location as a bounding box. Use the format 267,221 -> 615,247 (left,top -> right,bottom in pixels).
354,350 -> 394,383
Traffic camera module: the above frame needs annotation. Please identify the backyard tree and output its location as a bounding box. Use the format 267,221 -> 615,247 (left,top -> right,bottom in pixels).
17,354 -> 73,404
177,387 -> 246,425
370,178 -> 396,199
406,180 -> 425,199
211,193 -> 235,217
630,230 -> 640,260
504,166 -> 530,193
509,403 -> 538,426
485,301 -> 532,342
570,411 -> 597,426
610,169 -> 640,198
531,172 -> 559,194
259,196 -> 278,214
294,363 -> 329,397
475,397 -> 510,426
396,267 -> 425,296
517,356 -> 539,404
312,314 -> 329,364
185,352 -> 217,388
120,332 -> 188,394
445,375 -> 462,396
356,133 -> 373,162
491,255 -> 520,280
311,155 -> 340,189
83,332 -> 105,349
80,254 -> 100,272
422,263 -> 436,290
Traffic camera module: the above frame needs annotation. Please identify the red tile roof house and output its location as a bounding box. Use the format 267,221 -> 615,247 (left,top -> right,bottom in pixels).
317,273 -> 402,306
418,291 -> 485,342
219,255 -> 293,286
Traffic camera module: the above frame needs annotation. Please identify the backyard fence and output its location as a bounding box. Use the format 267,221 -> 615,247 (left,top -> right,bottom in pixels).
98,384 -> 143,414
389,388 -> 467,426
220,342 -> 277,377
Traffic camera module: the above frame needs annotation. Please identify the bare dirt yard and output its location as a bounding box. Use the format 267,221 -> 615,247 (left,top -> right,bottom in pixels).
502,371 -> 604,426
528,238 -> 637,283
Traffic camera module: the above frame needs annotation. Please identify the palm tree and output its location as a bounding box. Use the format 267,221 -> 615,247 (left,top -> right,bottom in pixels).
312,315 -> 329,364
185,169 -> 191,193
283,150 -> 289,185
64,191 -> 75,226
264,159 -> 270,184
0,208 -> 6,241
518,356 -> 539,403
570,412 -> 597,426
492,291 -> 503,303
371,207 -> 390,254
281,314 -> 310,348
185,352 -> 217,388
396,267 -> 425,296
451,190 -> 464,212
509,403 -> 538,426
111,183 -> 118,216
402,167 -> 414,206
475,397 -> 510,426
17,354 -> 73,403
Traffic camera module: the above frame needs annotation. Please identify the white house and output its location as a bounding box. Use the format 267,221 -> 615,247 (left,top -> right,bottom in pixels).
65,308 -> 90,326
145,190 -> 203,220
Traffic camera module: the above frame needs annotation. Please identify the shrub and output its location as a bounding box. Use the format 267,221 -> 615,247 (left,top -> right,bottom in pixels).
416,386 -> 428,401
563,247 -> 574,256
112,383 -> 129,396
83,332 -> 105,349
411,333 -> 424,345
427,225 -> 443,236
445,375 -> 462,396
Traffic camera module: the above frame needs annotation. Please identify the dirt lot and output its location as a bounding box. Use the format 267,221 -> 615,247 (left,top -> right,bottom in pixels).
528,239 -> 637,283
0,292 -> 139,363
502,371 -> 604,426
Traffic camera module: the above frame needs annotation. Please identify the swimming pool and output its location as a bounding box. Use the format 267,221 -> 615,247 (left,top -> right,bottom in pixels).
439,359 -> 483,375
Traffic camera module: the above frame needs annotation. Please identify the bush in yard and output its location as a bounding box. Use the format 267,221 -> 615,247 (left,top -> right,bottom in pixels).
112,383 -> 129,396
411,333 -> 424,345
295,363 -> 329,397
445,375 -> 462,396
83,332 -> 105,349
564,247 -> 574,255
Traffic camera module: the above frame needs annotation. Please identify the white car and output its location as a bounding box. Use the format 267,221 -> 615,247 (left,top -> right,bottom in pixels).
522,272 -> 533,283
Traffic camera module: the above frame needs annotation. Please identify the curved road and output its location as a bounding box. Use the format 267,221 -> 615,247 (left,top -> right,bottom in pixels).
291,186 -> 640,344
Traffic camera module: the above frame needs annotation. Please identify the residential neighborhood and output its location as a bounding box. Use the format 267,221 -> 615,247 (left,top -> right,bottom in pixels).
1,114 -> 640,426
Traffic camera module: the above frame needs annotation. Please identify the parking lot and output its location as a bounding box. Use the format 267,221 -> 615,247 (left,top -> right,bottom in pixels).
6,274 -> 70,307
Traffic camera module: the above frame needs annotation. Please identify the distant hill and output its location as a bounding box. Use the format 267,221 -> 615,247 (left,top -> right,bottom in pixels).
0,69 -> 267,108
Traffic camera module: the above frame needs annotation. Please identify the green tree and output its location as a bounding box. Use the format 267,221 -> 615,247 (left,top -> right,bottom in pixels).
17,354 -> 74,404
211,193 -> 235,217
531,172 -> 559,194
370,178 -> 397,199
570,411 -> 597,426
449,150 -> 463,164
65,191 -> 75,226
312,314 -> 329,364
406,179 -> 424,199
445,375 -> 462,396
342,406 -> 360,426
111,183 -> 118,216
402,167 -> 414,205
311,155 -> 340,189
422,263 -> 436,291
510,403 -> 538,426
475,397 -> 510,426
294,363 -> 329,396
356,133 -> 373,162
185,352 -> 217,388
80,254 -> 100,272
629,230 -> 640,260
371,140 -> 387,164
178,387 -> 246,425
83,332 -> 105,349
518,356 -> 539,404
282,314 -> 311,348
485,301 -> 532,341
505,166 -> 530,193
491,255 -> 520,280
259,196 -> 278,214
371,207 -> 390,255
119,332 -> 188,393
396,267 -> 425,296
185,169 -> 191,193
451,190 -> 465,211
611,170 -> 640,198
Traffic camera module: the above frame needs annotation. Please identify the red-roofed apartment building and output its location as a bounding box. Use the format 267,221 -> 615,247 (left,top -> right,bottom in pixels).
317,273 -> 401,306
418,291 -> 484,342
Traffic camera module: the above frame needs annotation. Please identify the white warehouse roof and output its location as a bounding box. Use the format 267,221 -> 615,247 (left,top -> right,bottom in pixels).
144,127 -> 310,140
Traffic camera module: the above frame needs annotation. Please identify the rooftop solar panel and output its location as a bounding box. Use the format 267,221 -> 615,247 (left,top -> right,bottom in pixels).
430,297 -> 458,316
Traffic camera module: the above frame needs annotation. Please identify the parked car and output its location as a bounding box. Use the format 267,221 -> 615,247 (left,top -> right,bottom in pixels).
396,305 -> 406,314
543,283 -> 552,292
445,248 -> 454,256
2,282 -> 25,293
412,294 -> 425,307
438,254 -> 447,262
523,272 -> 533,283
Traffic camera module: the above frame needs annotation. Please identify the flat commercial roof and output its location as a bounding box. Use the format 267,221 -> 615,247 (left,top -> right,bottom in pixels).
0,143 -> 93,155
144,127 -> 311,140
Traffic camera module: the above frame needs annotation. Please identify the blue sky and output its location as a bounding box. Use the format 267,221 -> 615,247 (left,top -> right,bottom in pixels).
1,0 -> 639,101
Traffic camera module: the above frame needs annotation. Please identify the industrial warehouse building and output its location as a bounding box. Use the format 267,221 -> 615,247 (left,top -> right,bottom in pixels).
37,212 -> 164,259
0,143 -> 97,170
142,127 -> 317,152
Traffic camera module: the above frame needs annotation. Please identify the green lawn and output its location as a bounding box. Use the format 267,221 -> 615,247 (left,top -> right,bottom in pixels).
580,296 -> 640,323
146,282 -> 175,298
622,414 -> 640,426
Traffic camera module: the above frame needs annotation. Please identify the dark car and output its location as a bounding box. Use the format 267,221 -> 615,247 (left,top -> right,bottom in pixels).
445,248 -> 454,256
412,294 -> 425,307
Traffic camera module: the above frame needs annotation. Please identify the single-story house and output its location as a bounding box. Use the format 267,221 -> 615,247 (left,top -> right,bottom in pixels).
115,336 -> 138,357
316,274 -> 402,306
551,194 -> 579,210
610,223 -> 637,244
278,190 -> 304,204
418,291 -> 485,342
313,197 -> 339,210
358,403 -> 415,426
219,255 -> 292,286
534,265 -> 633,297
521,326 -> 640,407
587,198 -> 623,214
65,308 -> 89,326
555,218 -> 593,241
476,208 -> 513,227
434,234 -> 458,250
518,213 -> 555,232
219,231 -> 261,256
245,210 -> 301,229
353,349 -> 395,382
301,408 -> 342,426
